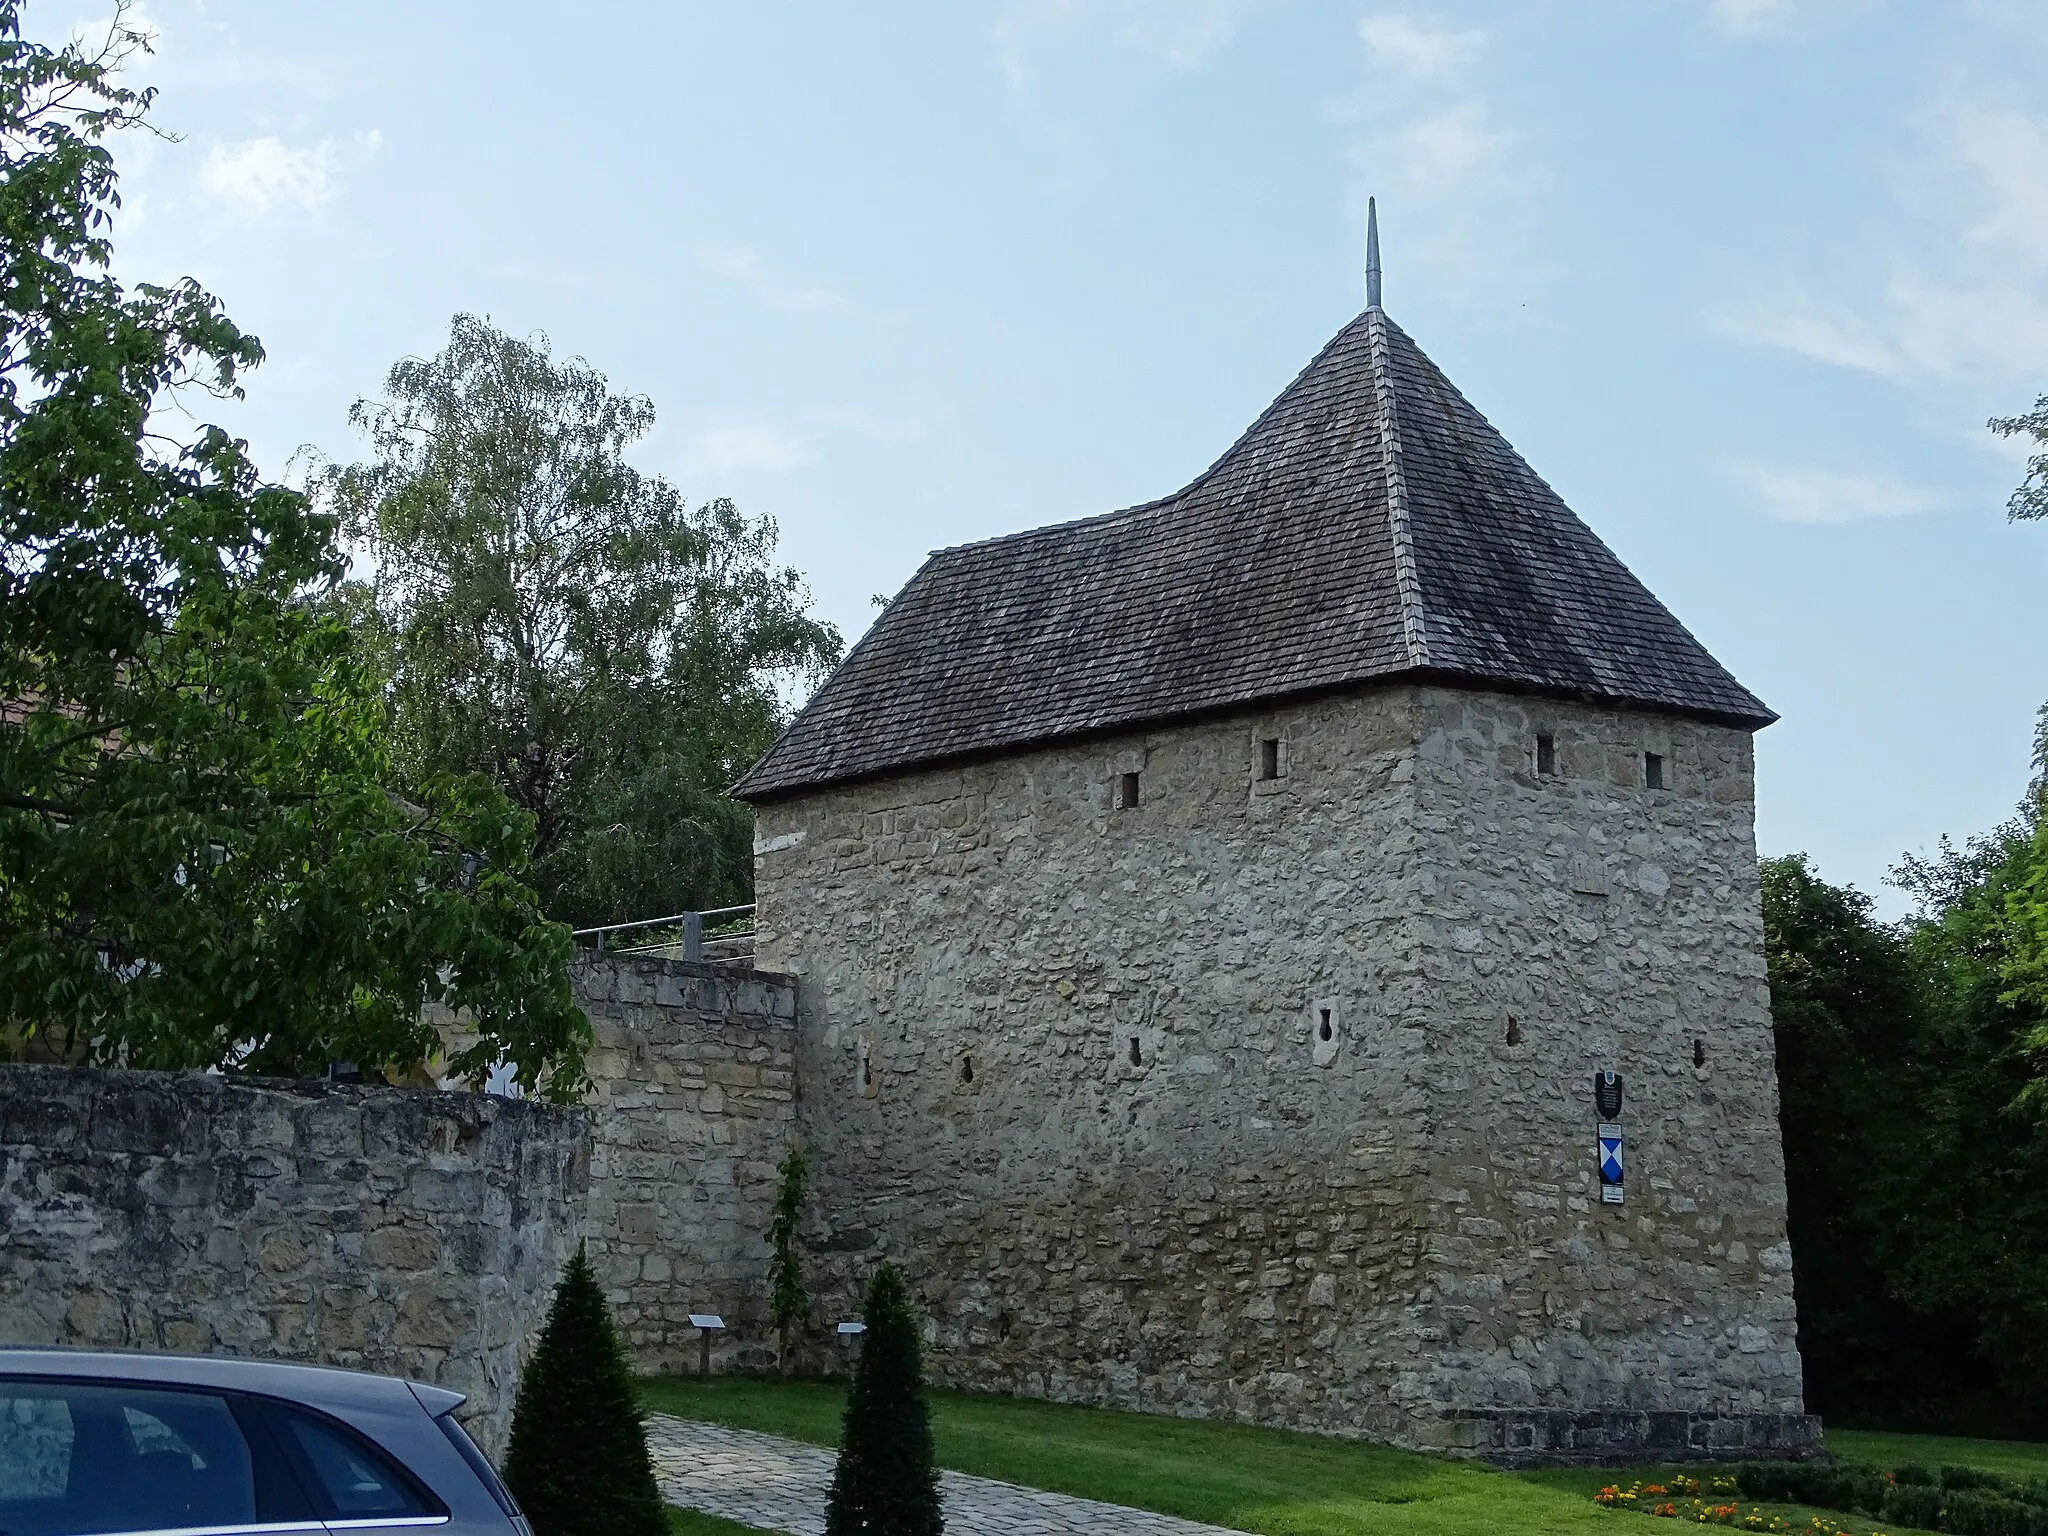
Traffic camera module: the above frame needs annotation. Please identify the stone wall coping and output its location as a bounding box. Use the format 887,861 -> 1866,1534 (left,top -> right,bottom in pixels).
0,1062 -> 588,1130
569,954 -> 796,987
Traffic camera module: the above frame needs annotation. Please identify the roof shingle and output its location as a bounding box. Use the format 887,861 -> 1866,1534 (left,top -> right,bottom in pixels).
734,309 -> 1773,802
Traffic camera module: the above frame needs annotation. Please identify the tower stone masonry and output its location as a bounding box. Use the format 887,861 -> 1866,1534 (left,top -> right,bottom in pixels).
733,299 -> 1820,1464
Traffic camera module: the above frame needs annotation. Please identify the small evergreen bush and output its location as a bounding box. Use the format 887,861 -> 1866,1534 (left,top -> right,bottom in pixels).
1885,1482 -> 1947,1529
502,1244 -> 668,1536
1947,1466 -> 2012,1493
1737,1461 -> 1846,1507
824,1263 -> 943,1536
1896,1464 -> 1938,1486
1943,1490 -> 2041,1536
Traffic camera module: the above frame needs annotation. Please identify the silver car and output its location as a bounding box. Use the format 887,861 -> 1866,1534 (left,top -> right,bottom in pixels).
0,1347 -> 530,1535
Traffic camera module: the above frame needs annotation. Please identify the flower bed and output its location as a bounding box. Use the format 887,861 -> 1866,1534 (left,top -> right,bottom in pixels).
1594,1476 -> 1878,1534
1592,1463 -> 2048,1536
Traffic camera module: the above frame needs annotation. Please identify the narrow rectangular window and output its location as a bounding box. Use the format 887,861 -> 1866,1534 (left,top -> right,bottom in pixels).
1644,752 -> 1664,790
1536,733 -> 1556,776
1258,738 -> 1282,781
1118,771 -> 1141,809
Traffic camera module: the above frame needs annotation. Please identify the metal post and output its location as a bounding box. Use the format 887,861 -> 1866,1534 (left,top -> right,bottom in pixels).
682,910 -> 704,962
689,1313 -> 724,1375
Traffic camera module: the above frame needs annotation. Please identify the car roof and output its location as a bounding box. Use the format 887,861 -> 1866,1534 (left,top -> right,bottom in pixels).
0,1346 -> 461,1414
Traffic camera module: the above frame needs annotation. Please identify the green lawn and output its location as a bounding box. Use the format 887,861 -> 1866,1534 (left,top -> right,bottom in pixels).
1825,1428 -> 2048,1484
640,1376 -> 2048,1535
638,1375 -> 1966,1536
666,1511 -> 764,1536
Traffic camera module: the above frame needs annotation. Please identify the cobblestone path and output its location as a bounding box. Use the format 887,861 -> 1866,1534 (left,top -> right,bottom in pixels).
645,1415 -> 1245,1536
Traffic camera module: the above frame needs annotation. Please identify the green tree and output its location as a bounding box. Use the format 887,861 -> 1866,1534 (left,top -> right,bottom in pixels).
502,1245 -> 667,1536
1760,854 -> 1934,1421
1884,776 -> 2048,1422
1998,707 -> 2048,1035
318,316 -> 842,928
766,1142 -> 811,1373
825,1263 -> 942,1536
1990,397 -> 2048,522
0,3 -> 585,1091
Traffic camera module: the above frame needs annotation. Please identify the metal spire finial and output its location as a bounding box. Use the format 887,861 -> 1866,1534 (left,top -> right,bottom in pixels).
1366,196 -> 1382,311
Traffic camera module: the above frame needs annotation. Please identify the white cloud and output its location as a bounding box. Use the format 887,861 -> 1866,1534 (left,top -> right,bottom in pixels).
195,132 -> 378,218
1394,101 -> 1511,188
1734,460 -> 1939,524
682,422 -> 812,478
1943,100 -> 2048,262
1337,15 -> 1543,304
993,0 -> 1266,94
1718,94 -> 2048,386
1357,14 -> 1486,78
1708,0 -> 1795,38
1717,299 -> 1904,379
700,245 -> 840,312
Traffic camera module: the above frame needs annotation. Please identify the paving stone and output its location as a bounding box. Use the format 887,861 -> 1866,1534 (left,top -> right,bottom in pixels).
646,1415 -> 1241,1536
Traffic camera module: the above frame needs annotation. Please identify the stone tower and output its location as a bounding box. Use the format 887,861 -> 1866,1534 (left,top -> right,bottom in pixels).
733,296 -> 1818,1463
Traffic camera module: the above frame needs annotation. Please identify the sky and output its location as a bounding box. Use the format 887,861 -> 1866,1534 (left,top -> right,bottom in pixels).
35,0 -> 2048,916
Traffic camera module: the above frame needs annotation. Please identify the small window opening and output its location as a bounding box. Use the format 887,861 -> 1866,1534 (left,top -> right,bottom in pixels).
1128,1036 -> 1142,1067
1644,752 -> 1665,790
862,1055 -> 873,1089
1693,1038 -> 1706,1068
1258,738 -> 1282,781
1506,1017 -> 1522,1046
1536,733 -> 1556,776
1318,1007 -> 1333,1043
1118,771 -> 1142,809
961,1056 -> 975,1084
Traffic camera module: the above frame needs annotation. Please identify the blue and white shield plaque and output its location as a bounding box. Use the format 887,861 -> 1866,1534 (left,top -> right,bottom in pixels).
1598,1122 -> 1624,1204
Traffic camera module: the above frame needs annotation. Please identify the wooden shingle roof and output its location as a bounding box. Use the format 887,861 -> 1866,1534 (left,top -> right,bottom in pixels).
733,308 -> 1773,802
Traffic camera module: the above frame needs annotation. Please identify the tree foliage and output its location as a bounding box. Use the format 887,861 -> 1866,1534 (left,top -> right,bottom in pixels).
319,316 -> 842,928
1990,397 -> 2048,523
1760,854 -> 1929,1420
825,1263 -> 942,1536
1765,708 -> 2048,1431
502,1244 -> 668,1536
0,3 -> 584,1091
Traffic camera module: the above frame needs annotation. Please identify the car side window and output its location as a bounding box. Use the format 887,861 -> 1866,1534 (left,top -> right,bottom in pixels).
273,1409 -> 438,1520
0,1381 -> 260,1534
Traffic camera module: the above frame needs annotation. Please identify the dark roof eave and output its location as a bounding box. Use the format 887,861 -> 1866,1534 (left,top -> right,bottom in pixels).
731,668 -> 1775,806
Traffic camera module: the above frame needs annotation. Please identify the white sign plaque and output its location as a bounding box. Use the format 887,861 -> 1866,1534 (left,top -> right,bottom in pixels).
688,1314 -> 725,1330
836,1321 -> 866,1335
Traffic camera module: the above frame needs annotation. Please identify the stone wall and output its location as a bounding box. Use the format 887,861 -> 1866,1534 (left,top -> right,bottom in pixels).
576,954 -> 799,1372
0,1065 -> 586,1455
751,680 -> 1816,1459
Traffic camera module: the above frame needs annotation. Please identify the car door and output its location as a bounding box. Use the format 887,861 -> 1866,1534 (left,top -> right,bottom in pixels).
251,1402 -> 450,1534
0,1377 -> 324,1535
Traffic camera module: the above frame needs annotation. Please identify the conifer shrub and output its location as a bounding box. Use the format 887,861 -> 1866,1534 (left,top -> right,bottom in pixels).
767,1143 -> 811,1374
1885,1482 -> 1947,1530
824,1263 -> 942,1536
502,1244 -> 668,1536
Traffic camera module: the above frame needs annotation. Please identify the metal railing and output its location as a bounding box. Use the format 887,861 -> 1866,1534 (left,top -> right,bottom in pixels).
571,904 -> 756,963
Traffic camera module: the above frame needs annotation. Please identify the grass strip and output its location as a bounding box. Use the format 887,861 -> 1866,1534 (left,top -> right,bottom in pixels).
639,1377 -> 2036,1536
665,1509 -> 772,1535
645,1376 -> 1648,1535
